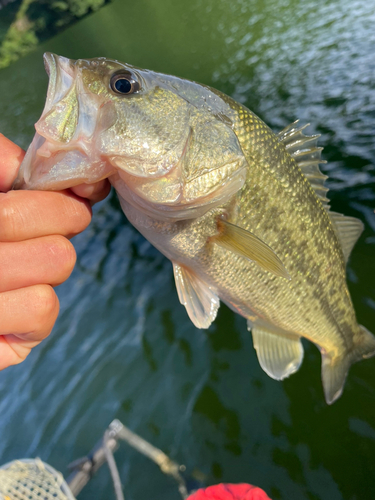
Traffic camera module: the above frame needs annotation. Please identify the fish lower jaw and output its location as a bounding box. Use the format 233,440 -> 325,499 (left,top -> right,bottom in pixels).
15,132 -> 115,191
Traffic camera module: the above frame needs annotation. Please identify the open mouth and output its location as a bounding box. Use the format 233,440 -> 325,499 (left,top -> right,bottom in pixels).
13,53 -> 115,191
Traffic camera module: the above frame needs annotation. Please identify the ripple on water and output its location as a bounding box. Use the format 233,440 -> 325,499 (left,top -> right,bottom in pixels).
0,0 -> 375,498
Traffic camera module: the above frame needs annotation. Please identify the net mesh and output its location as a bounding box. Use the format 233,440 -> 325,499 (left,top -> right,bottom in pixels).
0,459 -> 76,500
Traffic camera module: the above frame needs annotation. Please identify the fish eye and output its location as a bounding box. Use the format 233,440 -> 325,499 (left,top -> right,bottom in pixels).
110,73 -> 140,95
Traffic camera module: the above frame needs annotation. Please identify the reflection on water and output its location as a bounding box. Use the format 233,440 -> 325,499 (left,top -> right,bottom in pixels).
0,0 -> 374,498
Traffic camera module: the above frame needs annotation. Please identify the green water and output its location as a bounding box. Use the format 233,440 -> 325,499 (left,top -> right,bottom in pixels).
1,0 -> 375,498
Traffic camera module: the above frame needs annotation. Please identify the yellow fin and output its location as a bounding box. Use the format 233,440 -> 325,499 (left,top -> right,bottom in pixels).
173,262 -> 220,329
322,325 -> 375,404
251,323 -> 304,380
328,211 -> 364,263
279,122 -> 365,262
278,121 -> 329,207
214,219 -> 290,279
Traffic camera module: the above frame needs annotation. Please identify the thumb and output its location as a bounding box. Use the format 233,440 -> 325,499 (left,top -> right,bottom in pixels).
0,134 -> 25,193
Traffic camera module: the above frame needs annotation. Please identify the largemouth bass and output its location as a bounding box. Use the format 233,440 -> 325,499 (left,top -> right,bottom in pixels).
14,53 -> 375,404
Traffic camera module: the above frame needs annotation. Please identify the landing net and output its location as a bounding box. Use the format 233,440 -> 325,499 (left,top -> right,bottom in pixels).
0,458 -> 76,500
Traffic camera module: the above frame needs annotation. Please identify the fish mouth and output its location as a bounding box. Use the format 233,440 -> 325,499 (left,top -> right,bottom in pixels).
13,53 -> 114,190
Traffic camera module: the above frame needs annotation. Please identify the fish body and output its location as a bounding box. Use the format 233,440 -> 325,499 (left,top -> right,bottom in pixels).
15,53 -> 375,403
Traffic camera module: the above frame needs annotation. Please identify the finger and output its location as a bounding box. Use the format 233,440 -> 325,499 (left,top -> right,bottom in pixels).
0,134 -> 25,192
71,178 -> 111,204
0,284 -> 59,370
0,285 -> 59,339
0,335 -> 36,370
0,190 -> 92,242
0,235 -> 77,293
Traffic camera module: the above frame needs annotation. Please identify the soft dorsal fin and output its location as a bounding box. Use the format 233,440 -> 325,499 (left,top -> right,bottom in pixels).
173,262 -> 220,329
250,322 -> 304,380
212,218 -> 290,279
278,120 -> 329,207
328,211 -> 364,262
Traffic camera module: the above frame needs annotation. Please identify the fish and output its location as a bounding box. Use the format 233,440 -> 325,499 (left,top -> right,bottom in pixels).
14,52 -> 375,404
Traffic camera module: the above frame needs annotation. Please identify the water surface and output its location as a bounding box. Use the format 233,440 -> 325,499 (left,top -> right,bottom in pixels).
0,0 -> 374,499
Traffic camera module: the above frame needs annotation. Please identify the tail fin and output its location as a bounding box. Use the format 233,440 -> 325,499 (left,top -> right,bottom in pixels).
322,325 -> 375,405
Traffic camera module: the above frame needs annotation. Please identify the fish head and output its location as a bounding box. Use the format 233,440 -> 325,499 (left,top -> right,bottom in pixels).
16,53 -> 247,219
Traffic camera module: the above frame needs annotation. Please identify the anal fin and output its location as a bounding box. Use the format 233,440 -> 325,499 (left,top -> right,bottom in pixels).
251,323 -> 304,380
173,262 -> 220,329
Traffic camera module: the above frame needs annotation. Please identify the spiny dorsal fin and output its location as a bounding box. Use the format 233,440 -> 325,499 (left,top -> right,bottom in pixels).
329,212 -> 364,262
278,120 -> 329,207
173,262 -> 220,329
279,121 -> 365,262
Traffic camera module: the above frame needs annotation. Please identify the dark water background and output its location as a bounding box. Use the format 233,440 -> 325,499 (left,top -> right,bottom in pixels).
0,0 -> 375,498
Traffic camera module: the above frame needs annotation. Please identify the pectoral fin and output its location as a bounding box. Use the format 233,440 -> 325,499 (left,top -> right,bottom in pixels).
251,324 -> 304,380
213,219 -> 290,279
173,262 -> 220,329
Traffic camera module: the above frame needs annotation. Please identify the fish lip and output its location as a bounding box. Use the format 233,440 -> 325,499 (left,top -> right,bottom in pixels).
43,52 -> 52,76
43,52 -> 75,78
42,52 -> 76,115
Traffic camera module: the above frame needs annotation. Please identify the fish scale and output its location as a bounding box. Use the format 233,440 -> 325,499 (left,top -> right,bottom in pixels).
206,100 -> 347,331
15,53 -> 375,404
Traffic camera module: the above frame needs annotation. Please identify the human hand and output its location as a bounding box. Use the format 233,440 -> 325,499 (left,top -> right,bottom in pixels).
0,133 -> 111,370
